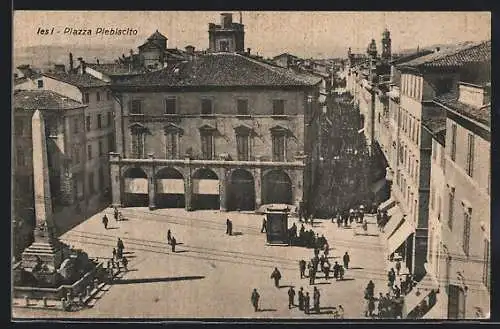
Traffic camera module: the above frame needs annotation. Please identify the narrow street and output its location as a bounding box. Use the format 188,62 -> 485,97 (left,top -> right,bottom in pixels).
13,208 -> 387,319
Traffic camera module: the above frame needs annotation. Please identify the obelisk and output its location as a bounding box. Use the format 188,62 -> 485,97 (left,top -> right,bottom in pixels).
21,110 -> 62,272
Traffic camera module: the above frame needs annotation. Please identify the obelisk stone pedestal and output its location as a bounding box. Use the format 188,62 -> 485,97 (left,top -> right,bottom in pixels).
21,110 -> 63,279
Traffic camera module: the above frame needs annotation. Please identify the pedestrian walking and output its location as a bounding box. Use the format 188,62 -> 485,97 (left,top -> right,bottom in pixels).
102,214 -> 109,229
261,217 -> 267,233
388,268 -> 396,287
367,297 -> 375,317
366,280 -> 375,299
313,287 -> 320,313
323,262 -> 331,280
117,238 -> 124,258
271,267 -> 282,288
333,261 -> 340,280
309,266 -> 315,285
112,248 -> 117,260
114,206 -> 119,221
339,265 -> 345,280
171,236 -> 177,252
251,288 -> 260,312
226,218 -> 230,235
167,229 -> 172,244
228,220 -> 233,236
121,256 -> 128,271
288,286 -> 296,309
299,259 -> 306,279
337,305 -> 344,319
343,252 -> 350,269
298,287 -> 304,310
395,259 -> 401,276
304,292 -> 310,314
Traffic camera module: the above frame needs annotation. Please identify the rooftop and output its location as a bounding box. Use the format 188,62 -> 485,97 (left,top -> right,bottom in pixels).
147,30 -> 167,41
13,90 -> 85,110
86,63 -> 149,76
43,71 -> 110,88
422,112 -> 447,145
434,89 -> 490,128
397,40 -> 491,69
112,53 -> 322,89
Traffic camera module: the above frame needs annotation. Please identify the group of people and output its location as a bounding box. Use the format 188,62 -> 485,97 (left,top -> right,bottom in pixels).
296,224 -> 328,249
299,248 -> 351,285
333,205 -> 366,228
101,207 -> 124,229
376,209 -> 389,232
110,237 -> 128,271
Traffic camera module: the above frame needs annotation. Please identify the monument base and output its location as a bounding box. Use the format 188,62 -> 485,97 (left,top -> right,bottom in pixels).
21,240 -> 63,272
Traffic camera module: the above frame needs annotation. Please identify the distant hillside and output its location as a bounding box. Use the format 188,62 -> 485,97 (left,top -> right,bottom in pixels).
13,44 -> 137,69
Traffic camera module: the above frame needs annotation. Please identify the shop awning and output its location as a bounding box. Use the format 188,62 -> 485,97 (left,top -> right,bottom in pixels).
387,219 -> 414,255
379,197 -> 395,212
383,206 -> 404,238
370,178 -> 387,193
403,272 -> 440,318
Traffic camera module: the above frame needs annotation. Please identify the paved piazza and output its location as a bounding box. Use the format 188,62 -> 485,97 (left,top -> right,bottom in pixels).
13,208 -> 388,319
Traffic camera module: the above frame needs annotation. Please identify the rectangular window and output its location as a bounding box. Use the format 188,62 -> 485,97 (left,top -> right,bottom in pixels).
97,114 -> 102,129
37,79 -> 44,88
483,239 -> 490,289
73,118 -> 79,134
201,98 -> 213,115
272,134 -> 286,162
236,134 -> 249,161
108,133 -> 115,152
463,209 -> 471,256
98,140 -> 103,156
130,100 -> 142,115
273,100 -> 285,115
237,99 -> 249,115
88,172 -> 95,194
131,132 -> 145,158
87,144 -> 92,160
86,116 -> 91,131
448,187 -> 455,229
165,133 -> 178,159
96,92 -> 101,102
16,149 -> 25,166
107,112 -> 113,127
83,93 -> 90,104
450,123 -> 457,161
15,118 -> 24,135
201,133 -> 214,160
165,97 -> 177,114
466,133 -> 474,177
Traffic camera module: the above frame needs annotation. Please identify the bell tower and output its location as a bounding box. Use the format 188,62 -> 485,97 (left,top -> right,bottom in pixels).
381,28 -> 392,61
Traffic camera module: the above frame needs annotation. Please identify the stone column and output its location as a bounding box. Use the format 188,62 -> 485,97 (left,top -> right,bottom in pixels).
184,157 -> 193,211
109,152 -> 122,208
147,153 -> 156,210
254,161 -> 262,210
219,167 -> 229,212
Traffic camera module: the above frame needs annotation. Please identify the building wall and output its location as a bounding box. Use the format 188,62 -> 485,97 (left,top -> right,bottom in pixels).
442,116 -> 490,318
117,89 -> 307,161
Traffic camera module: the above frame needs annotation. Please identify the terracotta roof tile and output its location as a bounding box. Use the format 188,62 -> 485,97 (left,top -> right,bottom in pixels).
112,53 -> 322,88
86,63 -> 148,76
13,90 -> 85,110
43,71 -> 109,88
434,89 -> 490,128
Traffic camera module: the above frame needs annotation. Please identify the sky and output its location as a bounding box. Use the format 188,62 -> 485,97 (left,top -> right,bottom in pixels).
13,11 -> 491,58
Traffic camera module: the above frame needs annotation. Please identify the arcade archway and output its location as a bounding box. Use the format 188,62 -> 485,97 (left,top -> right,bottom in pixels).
227,169 -> 255,211
262,170 -> 292,205
155,167 -> 185,208
122,167 -> 149,207
192,168 -> 220,210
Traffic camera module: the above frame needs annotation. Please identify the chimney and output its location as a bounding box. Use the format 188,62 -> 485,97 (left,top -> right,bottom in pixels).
96,58 -> 100,65
221,13 -> 233,28
69,52 -> 74,72
247,48 -> 251,55
77,57 -> 85,75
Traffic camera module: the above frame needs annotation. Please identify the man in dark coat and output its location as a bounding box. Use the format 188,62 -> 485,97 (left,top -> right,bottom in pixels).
114,206 -> 119,221
298,287 -> 305,310
313,287 -> 321,313
226,219 -> 230,235
323,261 -> 331,280
288,286 -> 296,309
171,236 -> 177,252
117,238 -> 124,258
261,217 -> 267,233
102,214 -> 109,229
299,259 -> 306,279
251,288 -> 260,312
121,256 -> 128,271
366,280 -> 375,299
309,265 -> 315,285
304,292 -> 310,314
333,261 -> 340,280
271,267 -> 282,288
228,220 -> 233,236
343,252 -> 350,269
167,229 -> 172,244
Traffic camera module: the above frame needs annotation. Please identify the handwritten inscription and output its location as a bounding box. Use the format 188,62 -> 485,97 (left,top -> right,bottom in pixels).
36,27 -> 138,36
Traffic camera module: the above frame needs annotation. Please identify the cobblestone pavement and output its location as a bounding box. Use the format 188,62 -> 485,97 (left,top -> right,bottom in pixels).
13,208 -> 388,319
